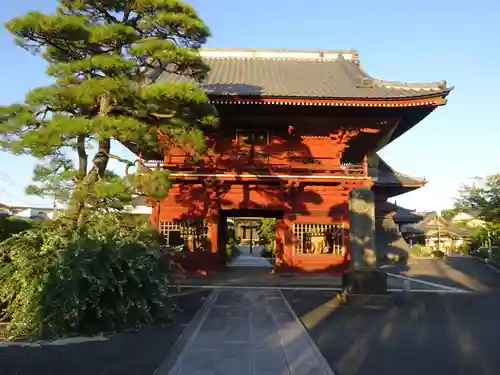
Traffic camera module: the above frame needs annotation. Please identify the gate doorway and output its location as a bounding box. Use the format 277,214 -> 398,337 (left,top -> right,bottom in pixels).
218,208 -> 284,268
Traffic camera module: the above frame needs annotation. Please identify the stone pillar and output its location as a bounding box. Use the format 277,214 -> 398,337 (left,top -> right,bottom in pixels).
349,188 -> 377,269
344,188 -> 387,294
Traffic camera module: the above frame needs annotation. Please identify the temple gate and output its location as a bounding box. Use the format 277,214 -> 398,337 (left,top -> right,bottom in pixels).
130,48 -> 451,274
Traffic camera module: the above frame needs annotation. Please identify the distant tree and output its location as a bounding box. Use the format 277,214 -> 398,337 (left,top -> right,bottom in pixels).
440,208 -> 457,221
0,0 -> 216,225
455,174 -> 500,222
258,218 -> 276,253
455,174 -> 500,251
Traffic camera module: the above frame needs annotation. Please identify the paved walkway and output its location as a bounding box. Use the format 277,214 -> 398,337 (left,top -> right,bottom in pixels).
166,289 -> 334,375
228,245 -> 273,268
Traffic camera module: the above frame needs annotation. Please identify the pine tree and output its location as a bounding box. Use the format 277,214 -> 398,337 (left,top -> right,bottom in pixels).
0,0 -> 216,224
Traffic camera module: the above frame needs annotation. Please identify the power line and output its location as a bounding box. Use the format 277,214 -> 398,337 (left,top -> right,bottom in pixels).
0,171 -> 19,186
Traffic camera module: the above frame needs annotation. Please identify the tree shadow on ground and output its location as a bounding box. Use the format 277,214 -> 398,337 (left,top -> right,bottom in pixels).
383,255 -> 500,293
283,289 -> 500,375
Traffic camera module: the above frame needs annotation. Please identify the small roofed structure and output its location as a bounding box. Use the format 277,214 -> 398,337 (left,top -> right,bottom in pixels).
401,212 -> 472,251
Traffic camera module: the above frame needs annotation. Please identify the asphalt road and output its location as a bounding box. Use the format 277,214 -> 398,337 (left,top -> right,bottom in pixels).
285,290 -> 500,375
385,256 -> 500,292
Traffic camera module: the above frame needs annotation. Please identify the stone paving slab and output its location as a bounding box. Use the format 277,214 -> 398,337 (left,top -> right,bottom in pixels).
167,289 -> 335,375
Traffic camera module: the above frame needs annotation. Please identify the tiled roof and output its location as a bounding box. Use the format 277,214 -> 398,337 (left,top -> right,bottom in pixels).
415,212 -> 472,237
371,155 -> 426,187
374,201 -> 424,223
393,206 -> 424,223
154,48 -> 451,100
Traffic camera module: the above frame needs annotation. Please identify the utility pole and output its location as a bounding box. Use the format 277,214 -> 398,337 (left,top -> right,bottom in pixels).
249,226 -> 253,254
436,210 -> 441,251
488,230 -> 492,256
52,192 -> 57,219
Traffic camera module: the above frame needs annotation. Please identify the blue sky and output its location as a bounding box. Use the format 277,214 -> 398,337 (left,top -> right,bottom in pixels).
0,0 -> 499,211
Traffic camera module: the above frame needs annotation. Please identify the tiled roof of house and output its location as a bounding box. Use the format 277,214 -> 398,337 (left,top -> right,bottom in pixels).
154,48 -> 451,100
415,212 -> 472,237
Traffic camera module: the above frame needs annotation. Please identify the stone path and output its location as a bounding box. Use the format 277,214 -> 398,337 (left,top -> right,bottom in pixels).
228,245 -> 273,268
166,289 -> 334,375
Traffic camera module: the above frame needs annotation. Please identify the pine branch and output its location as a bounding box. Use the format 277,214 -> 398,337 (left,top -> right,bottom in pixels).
1,0 -> 216,219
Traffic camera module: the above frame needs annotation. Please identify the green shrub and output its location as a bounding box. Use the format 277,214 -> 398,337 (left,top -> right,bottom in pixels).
430,250 -> 445,258
456,243 -> 470,255
260,246 -> 274,259
472,246 -> 490,259
488,246 -> 500,262
0,212 -> 177,340
408,244 -> 423,257
257,218 -> 276,255
384,252 -> 407,264
0,217 -> 33,242
226,226 -> 237,259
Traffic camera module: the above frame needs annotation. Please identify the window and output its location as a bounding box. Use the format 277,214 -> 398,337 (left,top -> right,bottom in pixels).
293,223 -> 344,256
159,220 -> 208,249
236,130 -> 269,146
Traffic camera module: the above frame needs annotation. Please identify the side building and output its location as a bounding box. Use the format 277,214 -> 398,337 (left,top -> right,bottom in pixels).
370,154 -> 428,259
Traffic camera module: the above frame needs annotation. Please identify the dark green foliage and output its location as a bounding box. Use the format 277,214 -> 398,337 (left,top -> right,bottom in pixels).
489,247 -> 500,263
0,212 -> 176,339
440,208 -> 458,221
430,250 -> 445,259
0,217 -> 33,242
260,246 -> 273,259
0,1 -> 215,340
226,226 -> 237,259
456,175 -> 500,222
470,246 -> 489,259
257,218 -> 276,256
0,0 -> 216,222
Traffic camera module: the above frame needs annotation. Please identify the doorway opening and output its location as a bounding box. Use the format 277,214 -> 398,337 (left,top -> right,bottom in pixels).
218,208 -> 284,268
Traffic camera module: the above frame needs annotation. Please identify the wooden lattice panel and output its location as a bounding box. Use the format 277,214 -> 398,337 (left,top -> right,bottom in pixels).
159,221 -> 208,248
293,223 -> 344,255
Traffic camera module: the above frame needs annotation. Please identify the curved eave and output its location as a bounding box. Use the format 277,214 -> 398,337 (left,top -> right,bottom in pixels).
401,227 -> 425,235
374,180 -> 427,188
208,93 -> 450,108
374,178 -> 427,197
385,89 -> 452,144
421,229 -> 470,238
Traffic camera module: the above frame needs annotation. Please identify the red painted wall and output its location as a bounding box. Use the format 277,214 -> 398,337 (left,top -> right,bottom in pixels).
154,176 -> 370,273
150,118 -> 380,273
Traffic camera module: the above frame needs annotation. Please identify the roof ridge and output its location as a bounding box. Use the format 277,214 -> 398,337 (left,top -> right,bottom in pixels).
201,47 -> 358,54
358,77 -> 450,92
199,48 -> 359,63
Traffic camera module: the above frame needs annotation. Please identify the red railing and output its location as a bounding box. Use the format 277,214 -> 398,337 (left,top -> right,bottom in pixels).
143,152 -> 367,176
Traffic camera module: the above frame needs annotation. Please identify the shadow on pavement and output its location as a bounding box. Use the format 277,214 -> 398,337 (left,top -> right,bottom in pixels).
383,256 -> 500,293
284,290 -> 500,375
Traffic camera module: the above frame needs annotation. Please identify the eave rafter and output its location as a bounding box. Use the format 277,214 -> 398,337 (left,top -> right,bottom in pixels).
210,95 -> 448,108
